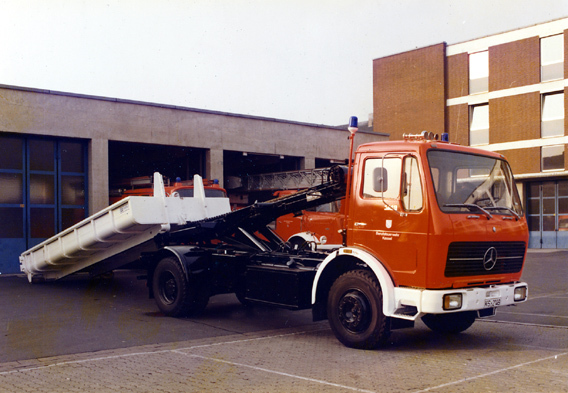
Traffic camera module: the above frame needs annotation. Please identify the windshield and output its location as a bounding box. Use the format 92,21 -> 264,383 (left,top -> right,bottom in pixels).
428,150 -> 523,216
173,188 -> 227,198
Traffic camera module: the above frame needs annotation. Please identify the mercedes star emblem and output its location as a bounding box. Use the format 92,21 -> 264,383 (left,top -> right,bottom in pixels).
483,247 -> 498,271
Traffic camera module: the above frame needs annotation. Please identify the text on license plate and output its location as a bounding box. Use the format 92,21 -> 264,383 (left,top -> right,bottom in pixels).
484,298 -> 501,307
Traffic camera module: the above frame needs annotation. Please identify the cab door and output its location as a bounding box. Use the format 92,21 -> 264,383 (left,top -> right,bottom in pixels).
348,154 -> 429,288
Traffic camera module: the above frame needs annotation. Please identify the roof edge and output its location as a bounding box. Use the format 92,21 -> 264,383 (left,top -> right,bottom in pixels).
0,83 -> 383,134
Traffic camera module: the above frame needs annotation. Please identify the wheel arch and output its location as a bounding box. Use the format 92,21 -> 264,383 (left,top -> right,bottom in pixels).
287,232 -> 318,251
311,248 -> 396,321
146,245 -> 209,298
288,231 -> 318,244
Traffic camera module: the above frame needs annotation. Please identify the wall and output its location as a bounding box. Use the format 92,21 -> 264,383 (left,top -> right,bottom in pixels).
0,85 -> 386,213
373,43 -> 446,139
490,93 -> 541,144
489,37 -> 540,91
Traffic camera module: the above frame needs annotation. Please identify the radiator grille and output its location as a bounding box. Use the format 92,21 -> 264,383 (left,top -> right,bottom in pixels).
445,242 -> 526,277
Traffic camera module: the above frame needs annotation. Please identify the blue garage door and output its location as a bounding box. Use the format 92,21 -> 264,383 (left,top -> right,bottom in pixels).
0,135 -> 88,274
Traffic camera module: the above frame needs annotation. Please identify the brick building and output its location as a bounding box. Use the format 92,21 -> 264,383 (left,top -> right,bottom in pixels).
373,17 -> 568,249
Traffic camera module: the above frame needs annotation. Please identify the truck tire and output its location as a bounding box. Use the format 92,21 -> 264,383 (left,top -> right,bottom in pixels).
152,257 -> 209,317
421,311 -> 476,334
327,270 -> 390,349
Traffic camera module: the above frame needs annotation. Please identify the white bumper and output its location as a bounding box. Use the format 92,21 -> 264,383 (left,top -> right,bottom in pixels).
391,282 -> 528,319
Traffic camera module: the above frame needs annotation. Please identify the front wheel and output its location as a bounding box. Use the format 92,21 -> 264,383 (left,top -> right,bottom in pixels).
152,257 -> 209,317
421,311 -> 476,334
327,270 -> 390,349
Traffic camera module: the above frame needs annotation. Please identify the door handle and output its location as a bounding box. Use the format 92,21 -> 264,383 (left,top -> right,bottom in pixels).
354,222 -> 367,227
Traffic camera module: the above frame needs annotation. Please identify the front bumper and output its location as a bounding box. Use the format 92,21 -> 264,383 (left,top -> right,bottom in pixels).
391,282 -> 528,319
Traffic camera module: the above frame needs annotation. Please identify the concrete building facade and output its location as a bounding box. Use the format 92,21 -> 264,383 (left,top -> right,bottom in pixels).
373,17 -> 568,249
0,84 -> 386,273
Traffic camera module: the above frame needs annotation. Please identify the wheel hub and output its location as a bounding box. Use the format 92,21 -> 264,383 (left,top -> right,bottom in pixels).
338,290 -> 370,333
160,273 -> 178,304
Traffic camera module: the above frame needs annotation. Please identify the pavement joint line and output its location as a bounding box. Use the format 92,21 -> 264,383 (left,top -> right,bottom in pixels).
177,351 -> 376,393
477,318 -> 568,329
0,350 -> 174,376
507,342 -> 568,351
525,291 -> 568,300
176,327 -> 330,351
0,327 -> 330,376
410,351 -> 568,393
497,310 -> 568,319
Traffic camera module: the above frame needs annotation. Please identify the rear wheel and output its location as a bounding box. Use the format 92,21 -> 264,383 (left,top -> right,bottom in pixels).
152,257 -> 209,317
421,311 -> 476,334
327,270 -> 390,349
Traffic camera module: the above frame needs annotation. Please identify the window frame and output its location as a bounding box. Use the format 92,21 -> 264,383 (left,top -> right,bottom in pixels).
541,92 -> 565,138
401,155 -> 424,212
542,145 -> 565,172
361,156 -> 402,200
469,50 -> 489,94
469,104 -> 489,146
541,34 -> 564,82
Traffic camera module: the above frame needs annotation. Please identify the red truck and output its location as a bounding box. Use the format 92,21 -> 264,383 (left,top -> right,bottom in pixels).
147,126 -> 527,349
24,122 -> 529,350
109,176 -> 227,205
273,191 -> 344,250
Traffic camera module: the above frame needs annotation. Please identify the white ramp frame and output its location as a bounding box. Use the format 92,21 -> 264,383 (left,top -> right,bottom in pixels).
20,173 -> 230,282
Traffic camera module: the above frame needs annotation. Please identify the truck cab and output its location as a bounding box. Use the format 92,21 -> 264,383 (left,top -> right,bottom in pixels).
347,136 -> 527,289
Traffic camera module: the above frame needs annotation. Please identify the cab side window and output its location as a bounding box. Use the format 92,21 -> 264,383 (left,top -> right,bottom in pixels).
402,156 -> 423,211
362,157 -> 401,199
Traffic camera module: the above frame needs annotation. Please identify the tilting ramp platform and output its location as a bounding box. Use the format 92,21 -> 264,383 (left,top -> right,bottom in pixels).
20,173 -> 230,282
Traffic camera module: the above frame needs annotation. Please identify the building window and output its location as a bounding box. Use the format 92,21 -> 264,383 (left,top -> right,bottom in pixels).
469,51 -> 488,94
470,104 -> 489,145
542,145 -> 565,171
541,92 -> 564,137
541,34 -> 564,82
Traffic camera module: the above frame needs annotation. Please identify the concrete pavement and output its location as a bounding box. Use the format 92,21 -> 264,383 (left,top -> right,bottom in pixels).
1,320 -> 567,392
0,250 -> 567,392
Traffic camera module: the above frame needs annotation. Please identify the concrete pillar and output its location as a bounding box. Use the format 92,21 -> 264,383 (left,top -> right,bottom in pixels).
88,138 -> 109,213
301,156 -> 316,170
206,148 -> 224,187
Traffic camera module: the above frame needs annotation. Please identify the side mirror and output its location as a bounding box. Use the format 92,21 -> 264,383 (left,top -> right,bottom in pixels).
373,167 -> 388,193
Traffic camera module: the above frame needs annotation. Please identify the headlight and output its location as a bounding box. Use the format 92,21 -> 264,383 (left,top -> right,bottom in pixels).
514,286 -> 527,302
443,293 -> 463,310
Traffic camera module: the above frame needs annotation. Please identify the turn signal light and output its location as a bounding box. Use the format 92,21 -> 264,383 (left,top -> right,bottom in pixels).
443,293 -> 463,310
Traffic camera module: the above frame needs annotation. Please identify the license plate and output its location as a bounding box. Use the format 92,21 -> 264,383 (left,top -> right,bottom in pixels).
484,298 -> 501,307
